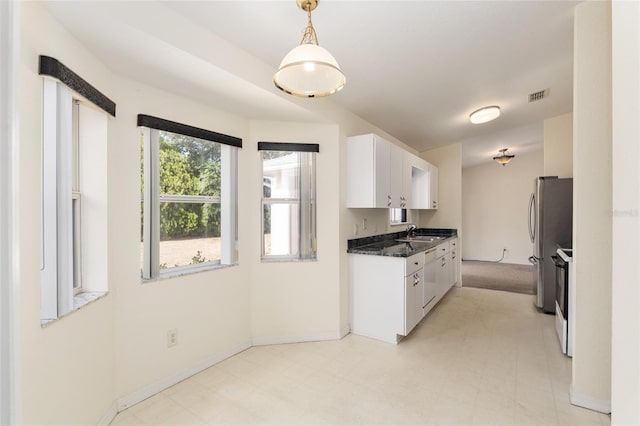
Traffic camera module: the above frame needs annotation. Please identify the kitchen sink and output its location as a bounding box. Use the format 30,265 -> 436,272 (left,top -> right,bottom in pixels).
395,235 -> 443,243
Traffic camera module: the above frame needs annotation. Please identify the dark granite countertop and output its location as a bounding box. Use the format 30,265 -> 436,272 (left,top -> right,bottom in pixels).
347,228 -> 457,258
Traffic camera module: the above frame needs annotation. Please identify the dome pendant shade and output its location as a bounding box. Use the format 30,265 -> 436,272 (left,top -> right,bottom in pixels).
493,148 -> 515,166
274,0 -> 346,98
274,44 -> 346,97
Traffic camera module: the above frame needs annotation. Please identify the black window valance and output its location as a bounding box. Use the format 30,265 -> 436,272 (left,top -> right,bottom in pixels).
38,55 -> 116,117
137,114 -> 242,148
258,142 -> 319,153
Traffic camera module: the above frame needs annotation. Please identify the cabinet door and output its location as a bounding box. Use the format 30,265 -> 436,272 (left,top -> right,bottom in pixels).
436,253 -> 451,299
450,238 -> 459,287
346,134 -> 391,208
374,136 -> 391,208
428,164 -> 438,209
404,269 -> 423,335
389,143 -> 404,208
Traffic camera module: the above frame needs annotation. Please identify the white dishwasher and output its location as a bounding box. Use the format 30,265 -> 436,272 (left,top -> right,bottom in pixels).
422,248 -> 437,314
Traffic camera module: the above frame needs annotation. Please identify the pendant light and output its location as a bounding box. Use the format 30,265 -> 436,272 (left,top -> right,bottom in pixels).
273,0 -> 346,98
493,148 -> 515,166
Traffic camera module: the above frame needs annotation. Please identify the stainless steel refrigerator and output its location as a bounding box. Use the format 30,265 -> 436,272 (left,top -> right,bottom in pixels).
528,177 -> 573,313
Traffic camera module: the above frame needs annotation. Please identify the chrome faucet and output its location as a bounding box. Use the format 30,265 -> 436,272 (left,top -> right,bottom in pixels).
406,224 -> 417,238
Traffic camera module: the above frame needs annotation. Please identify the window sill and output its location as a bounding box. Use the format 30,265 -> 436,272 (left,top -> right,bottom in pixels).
141,261 -> 238,284
40,291 -> 108,327
260,257 -> 318,263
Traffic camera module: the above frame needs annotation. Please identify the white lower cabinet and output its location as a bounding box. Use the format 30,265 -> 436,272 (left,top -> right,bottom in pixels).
350,239 -> 458,344
350,252 -> 423,344
435,241 -> 453,299
450,238 -> 459,287
405,267 -> 423,335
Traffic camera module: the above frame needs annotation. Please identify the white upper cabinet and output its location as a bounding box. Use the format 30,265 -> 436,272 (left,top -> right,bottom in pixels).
428,163 -> 438,209
406,153 -> 429,209
389,143 -> 411,208
347,133 -> 438,209
346,134 -> 391,208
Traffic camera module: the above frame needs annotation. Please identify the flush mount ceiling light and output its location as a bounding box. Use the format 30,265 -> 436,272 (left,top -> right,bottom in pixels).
469,105 -> 501,124
493,148 -> 515,166
273,0 -> 346,98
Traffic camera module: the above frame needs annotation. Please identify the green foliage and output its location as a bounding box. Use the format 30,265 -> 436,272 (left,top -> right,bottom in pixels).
191,251 -> 206,264
142,130 -> 223,241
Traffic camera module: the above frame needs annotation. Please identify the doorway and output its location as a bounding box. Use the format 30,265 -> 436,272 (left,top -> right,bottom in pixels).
460,143 -> 542,294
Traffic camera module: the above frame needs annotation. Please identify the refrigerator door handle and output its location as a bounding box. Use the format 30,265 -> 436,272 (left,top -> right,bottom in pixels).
528,192 -> 536,243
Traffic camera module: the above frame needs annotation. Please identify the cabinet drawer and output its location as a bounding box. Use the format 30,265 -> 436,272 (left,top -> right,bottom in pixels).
436,242 -> 450,258
406,252 -> 423,275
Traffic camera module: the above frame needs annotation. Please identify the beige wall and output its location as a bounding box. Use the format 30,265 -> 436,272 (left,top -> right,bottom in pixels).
418,144 -> 462,230
571,0 -> 612,413
248,121 -> 343,343
18,3 -> 116,424
418,144 -> 462,282
17,4 -> 424,423
611,1 -> 640,424
544,112 -> 573,178
109,77 -> 254,400
462,150 -> 543,265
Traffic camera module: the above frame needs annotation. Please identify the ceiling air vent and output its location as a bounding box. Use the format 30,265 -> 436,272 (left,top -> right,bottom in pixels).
529,89 -> 549,103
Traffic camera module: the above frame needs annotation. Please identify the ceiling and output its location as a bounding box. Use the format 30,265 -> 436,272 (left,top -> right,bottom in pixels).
43,1 -> 580,168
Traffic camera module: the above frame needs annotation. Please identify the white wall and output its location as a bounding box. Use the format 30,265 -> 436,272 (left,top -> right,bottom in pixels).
462,150 -> 543,264
571,0 -> 612,413
544,112 -> 573,178
18,4 -> 116,423
611,1 -> 640,423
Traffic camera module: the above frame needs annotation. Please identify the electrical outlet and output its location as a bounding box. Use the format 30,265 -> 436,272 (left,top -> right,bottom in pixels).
354,223 -> 358,235
362,218 -> 368,230
167,329 -> 178,348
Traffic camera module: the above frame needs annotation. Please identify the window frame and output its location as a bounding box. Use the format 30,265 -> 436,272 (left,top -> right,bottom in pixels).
39,55 -> 114,323
259,142 -> 318,262
139,117 -> 241,280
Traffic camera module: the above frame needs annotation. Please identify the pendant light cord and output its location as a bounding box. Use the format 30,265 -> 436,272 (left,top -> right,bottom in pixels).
300,3 -> 319,45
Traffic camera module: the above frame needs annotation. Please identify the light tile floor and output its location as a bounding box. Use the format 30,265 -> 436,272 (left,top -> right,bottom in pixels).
111,287 -> 611,425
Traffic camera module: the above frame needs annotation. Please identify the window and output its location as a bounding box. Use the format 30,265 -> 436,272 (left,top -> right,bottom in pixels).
40,55 -> 113,323
390,208 -> 409,225
139,115 -> 240,279
259,142 -> 317,261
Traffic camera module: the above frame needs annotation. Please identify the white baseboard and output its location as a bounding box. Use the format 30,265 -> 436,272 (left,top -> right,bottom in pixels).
340,324 -> 350,339
570,386 -> 612,414
96,401 -> 118,426
108,330 -> 349,421
252,330 -> 344,346
116,340 -> 251,413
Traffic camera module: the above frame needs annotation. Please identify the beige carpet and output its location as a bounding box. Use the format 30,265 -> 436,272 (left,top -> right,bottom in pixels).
461,260 -> 536,295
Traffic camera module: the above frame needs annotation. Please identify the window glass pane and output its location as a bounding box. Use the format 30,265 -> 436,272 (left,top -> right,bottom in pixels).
72,195 -> 81,290
159,201 -> 221,268
262,151 -> 300,199
263,202 -> 300,257
159,131 -> 221,197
